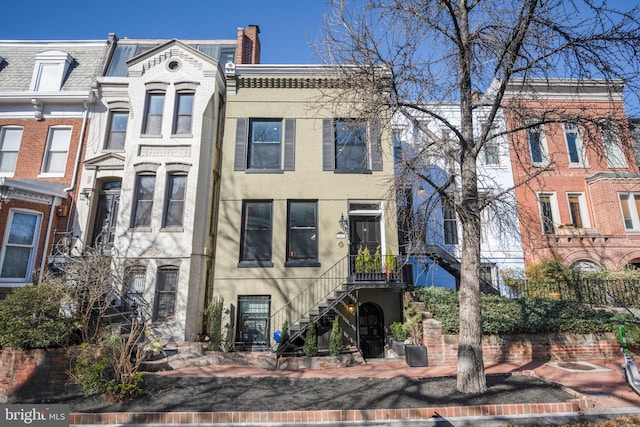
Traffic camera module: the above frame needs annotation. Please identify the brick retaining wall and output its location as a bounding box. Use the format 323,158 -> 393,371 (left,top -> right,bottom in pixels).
422,318 -> 621,366
0,348 -> 69,403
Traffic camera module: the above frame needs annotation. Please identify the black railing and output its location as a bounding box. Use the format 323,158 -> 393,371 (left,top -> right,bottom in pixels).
509,277 -> 640,308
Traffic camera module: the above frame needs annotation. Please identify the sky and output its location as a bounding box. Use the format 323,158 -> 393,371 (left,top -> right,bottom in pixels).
1,0 -> 330,64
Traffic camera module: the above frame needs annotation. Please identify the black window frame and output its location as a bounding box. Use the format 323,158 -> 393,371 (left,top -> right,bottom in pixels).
238,200 -> 274,267
131,173 -> 156,229
153,265 -> 178,322
162,173 -> 187,228
236,295 -> 270,348
285,200 -> 320,267
105,110 -> 128,150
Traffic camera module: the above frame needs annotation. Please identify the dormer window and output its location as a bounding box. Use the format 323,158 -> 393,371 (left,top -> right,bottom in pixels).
30,51 -> 73,92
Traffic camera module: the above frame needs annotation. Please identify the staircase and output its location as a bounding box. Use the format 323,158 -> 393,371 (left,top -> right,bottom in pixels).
270,255 -> 403,356
423,244 -> 500,295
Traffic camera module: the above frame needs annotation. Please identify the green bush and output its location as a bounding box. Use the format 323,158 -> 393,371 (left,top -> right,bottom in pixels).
0,280 -> 77,349
416,287 -> 617,336
329,317 -> 342,356
106,371 -> 145,402
390,321 -> 406,341
67,343 -> 111,396
206,295 -> 224,351
303,321 -> 318,357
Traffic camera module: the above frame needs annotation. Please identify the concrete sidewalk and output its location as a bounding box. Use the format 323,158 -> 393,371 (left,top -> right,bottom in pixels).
69,356 -> 640,425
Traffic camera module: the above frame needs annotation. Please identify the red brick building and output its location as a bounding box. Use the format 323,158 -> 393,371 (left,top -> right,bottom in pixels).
0,40 -> 108,294
503,78 -> 640,270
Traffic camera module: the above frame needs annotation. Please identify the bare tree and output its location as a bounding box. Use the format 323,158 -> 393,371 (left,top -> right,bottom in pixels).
319,0 -> 640,393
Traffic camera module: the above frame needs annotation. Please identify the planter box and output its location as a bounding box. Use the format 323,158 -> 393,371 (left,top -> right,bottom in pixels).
390,339 -> 406,356
405,344 -> 428,367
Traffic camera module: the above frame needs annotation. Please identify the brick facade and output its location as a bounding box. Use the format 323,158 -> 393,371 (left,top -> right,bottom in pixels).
504,84 -> 640,270
0,347 -> 69,403
421,317 -> 621,367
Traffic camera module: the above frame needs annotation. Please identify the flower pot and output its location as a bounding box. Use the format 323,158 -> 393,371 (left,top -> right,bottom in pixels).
404,344 -> 428,367
390,339 -> 406,356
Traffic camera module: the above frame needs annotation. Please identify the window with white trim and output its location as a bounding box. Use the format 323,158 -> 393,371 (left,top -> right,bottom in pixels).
172,92 -> 194,135
0,210 -> 42,281
30,51 -> 73,92
567,193 -> 590,229
482,123 -> 500,166
163,173 -> 186,228
142,93 -> 165,135
527,124 -> 548,165
619,193 -> 640,231
539,193 -> 559,234
564,123 -> 587,167
125,264 -> 146,307
42,126 -> 71,174
0,126 -> 22,174
601,122 -> 627,168
131,174 -> 156,228
105,111 -> 128,150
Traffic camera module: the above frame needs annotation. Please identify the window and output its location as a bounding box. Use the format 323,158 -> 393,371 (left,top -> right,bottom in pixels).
132,174 -> 156,228
236,295 -> 270,347
619,193 -> 640,231
564,123 -> 586,167
482,123 -> 500,166
142,93 -> 165,135
397,188 -> 414,251
286,201 -> 318,266
234,118 -> 295,171
527,124 -> 547,165
442,202 -> 458,245
0,126 -> 22,174
322,119 -> 383,172
125,265 -> 146,307
0,210 -> 42,281
248,119 -> 281,169
173,93 -> 194,135
539,194 -> 557,234
105,111 -> 128,150
42,126 -> 71,174
601,122 -> 627,168
239,201 -> 273,265
335,120 -> 367,170
163,174 -> 186,228
413,120 -> 429,144
392,130 -> 402,163
480,263 -> 495,287
30,51 -> 73,92
153,266 -> 178,321
567,193 -> 590,229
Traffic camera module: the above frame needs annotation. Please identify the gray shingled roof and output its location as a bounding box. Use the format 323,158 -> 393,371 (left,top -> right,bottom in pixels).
0,43 -> 108,92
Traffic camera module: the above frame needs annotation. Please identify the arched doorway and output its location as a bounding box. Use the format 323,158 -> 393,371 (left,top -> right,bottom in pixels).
359,302 -> 384,359
91,180 -> 121,251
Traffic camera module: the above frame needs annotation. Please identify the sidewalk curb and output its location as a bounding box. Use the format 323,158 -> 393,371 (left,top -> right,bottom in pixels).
69,399 -> 585,425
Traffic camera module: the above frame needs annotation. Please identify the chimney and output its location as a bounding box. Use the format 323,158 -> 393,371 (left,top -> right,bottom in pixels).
236,25 -> 261,64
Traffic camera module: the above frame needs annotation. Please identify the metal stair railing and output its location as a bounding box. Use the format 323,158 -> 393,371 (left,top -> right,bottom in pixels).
270,255 -> 350,352
420,242 -> 500,295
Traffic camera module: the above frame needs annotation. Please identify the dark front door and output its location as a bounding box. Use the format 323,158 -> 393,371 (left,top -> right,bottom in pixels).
349,215 -> 381,255
359,302 -> 384,358
92,180 -> 121,250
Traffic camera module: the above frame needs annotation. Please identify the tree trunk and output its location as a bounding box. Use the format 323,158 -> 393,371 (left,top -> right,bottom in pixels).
456,1 -> 487,394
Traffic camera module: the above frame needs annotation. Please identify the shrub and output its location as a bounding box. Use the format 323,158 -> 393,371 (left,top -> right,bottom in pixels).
303,321 -> 318,357
0,279 -> 77,349
416,287 -> 617,336
206,296 -> 224,351
329,317 -> 343,356
67,343 -> 111,396
390,321 -> 406,341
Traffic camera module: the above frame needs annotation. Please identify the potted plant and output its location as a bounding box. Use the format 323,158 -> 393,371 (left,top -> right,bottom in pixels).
385,249 -> 397,282
389,321 -> 406,356
403,299 -> 428,367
